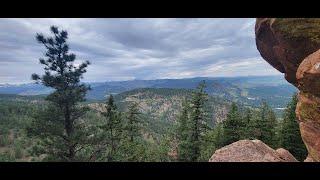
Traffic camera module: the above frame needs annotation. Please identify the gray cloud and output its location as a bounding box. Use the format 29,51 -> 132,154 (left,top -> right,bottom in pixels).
0,18 -> 280,84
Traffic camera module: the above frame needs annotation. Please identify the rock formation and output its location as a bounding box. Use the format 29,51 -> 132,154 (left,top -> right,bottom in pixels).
209,140 -> 298,162
255,18 -> 320,161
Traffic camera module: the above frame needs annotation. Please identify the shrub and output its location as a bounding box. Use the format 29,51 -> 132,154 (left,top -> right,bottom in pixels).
0,134 -> 10,147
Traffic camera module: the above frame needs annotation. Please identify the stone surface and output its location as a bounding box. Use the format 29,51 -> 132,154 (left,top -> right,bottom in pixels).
209,140 -> 298,162
276,148 -> 298,162
304,155 -> 315,162
296,49 -> 320,97
255,18 -> 320,162
255,18 -> 320,85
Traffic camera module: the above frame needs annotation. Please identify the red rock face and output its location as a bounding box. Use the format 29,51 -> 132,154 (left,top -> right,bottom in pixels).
255,18 -> 320,161
296,50 -> 320,97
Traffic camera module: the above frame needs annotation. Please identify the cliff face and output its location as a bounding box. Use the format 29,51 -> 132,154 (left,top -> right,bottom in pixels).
255,18 -> 320,161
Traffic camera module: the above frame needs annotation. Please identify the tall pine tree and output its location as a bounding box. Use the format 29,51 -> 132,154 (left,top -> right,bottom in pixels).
126,102 -> 142,143
256,100 -> 277,148
28,26 -> 91,161
121,102 -> 146,161
176,98 -> 191,161
242,108 -> 253,139
100,94 -> 123,161
188,81 -> 208,161
222,102 -> 242,146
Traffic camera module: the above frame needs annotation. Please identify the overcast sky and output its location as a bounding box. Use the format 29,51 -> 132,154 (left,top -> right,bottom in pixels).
0,18 -> 280,84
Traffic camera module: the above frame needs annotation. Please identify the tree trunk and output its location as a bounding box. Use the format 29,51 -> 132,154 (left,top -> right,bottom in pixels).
64,104 -> 75,161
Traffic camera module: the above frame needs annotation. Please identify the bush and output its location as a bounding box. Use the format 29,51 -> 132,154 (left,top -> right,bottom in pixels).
0,151 -> 15,162
14,145 -> 24,159
0,134 -> 10,147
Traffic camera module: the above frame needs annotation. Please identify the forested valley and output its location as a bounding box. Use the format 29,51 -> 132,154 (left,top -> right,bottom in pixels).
0,26 -> 307,162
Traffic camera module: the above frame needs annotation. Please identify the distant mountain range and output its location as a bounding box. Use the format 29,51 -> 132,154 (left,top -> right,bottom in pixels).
0,76 -> 297,109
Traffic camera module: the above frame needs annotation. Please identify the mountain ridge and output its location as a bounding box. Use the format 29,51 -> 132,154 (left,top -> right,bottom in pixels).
0,76 -> 296,110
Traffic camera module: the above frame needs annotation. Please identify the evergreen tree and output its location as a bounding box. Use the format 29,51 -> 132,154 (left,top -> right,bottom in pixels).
266,107 -> 277,148
256,100 -> 277,148
222,102 -> 242,146
242,108 -> 253,139
126,102 -> 142,142
213,123 -> 224,149
176,98 -> 191,161
100,94 -> 123,161
280,94 -> 307,161
120,102 -> 146,161
188,81 -> 208,161
27,26 -> 91,161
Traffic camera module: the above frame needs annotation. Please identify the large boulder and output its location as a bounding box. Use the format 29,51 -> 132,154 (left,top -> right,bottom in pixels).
255,18 -> 320,162
209,140 -> 298,162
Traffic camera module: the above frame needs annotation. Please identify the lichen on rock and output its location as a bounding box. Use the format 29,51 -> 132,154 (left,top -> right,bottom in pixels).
273,18 -> 320,43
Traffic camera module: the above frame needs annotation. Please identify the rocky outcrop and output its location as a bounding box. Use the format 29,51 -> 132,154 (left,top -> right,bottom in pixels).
255,18 -> 320,161
209,140 -> 298,162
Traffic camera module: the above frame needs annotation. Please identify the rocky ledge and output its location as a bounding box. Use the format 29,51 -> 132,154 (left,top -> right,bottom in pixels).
209,140 -> 298,162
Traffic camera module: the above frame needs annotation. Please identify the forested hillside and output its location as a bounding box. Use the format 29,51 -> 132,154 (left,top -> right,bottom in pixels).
0,76 -> 297,110
0,25 -> 306,162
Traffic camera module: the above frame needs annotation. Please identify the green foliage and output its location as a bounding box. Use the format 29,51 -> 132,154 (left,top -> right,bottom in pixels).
212,123 -> 224,149
27,26 -> 92,161
96,94 -> 124,161
125,102 -> 143,142
176,81 -> 210,162
176,98 -> 191,161
279,94 -> 308,161
188,81 -> 209,161
242,108 -> 253,139
0,134 -> 10,147
14,141 -> 24,159
0,152 -> 15,162
255,101 -> 278,148
222,103 -> 243,145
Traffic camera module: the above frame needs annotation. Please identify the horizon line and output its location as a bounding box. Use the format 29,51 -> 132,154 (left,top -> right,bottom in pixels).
0,74 -> 284,86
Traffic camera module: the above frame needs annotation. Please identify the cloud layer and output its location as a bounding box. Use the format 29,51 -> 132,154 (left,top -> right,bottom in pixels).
0,18 -> 280,84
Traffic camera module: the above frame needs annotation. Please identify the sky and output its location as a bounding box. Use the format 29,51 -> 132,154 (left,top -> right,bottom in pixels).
0,18 -> 281,84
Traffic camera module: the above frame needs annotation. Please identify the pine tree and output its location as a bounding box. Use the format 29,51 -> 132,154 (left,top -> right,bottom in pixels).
256,100 -> 277,148
266,107 -> 277,148
222,102 -> 242,146
188,81 -> 208,161
213,123 -> 224,149
126,102 -> 142,143
27,26 -> 91,161
121,102 -> 146,161
176,98 -> 191,161
280,94 -> 307,161
100,94 -> 123,161
242,108 -> 253,139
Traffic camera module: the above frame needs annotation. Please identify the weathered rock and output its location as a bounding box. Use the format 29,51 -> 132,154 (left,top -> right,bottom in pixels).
209,140 -> 298,162
255,18 -> 320,162
304,155 -> 315,162
255,18 -> 320,85
276,148 -> 298,162
296,49 -> 320,97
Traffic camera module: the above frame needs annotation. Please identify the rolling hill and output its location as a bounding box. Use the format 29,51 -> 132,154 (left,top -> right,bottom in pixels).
0,76 -> 297,110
